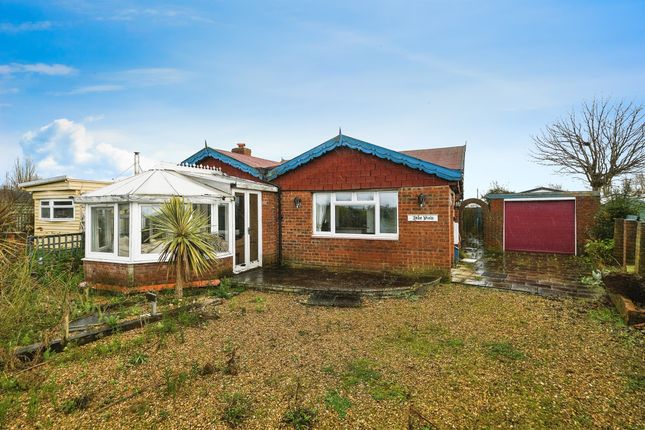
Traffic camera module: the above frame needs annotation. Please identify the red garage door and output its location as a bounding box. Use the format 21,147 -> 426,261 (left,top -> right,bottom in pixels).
504,200 -> 576,254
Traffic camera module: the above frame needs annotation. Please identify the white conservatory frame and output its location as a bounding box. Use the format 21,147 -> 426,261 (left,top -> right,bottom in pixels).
77,164 -> 277,268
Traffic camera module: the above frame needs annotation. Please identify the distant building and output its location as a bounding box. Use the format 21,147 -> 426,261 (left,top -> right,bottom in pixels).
19,176 -> 111,236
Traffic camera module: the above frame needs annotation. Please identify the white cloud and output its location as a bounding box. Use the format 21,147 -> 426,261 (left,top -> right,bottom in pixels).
0,21 -> 52,33
112,68 -> 187,86
0,63 -> 77,76
53,84 -> 123,95
19,118 -> 154,180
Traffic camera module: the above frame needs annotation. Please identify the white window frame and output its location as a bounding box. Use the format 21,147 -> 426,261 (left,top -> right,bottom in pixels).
40,199 -> 75,222
85,201 -> 234,264
312,190 -> 399,240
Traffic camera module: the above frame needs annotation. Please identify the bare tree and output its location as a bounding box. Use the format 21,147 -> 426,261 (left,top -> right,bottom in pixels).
5,157 -> 38,190
531,99 -> 645,192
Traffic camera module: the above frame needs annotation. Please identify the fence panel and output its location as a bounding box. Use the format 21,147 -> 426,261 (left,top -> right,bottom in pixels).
27,232 -> 85,254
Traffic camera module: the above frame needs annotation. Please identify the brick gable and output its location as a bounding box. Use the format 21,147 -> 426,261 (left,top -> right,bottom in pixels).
273,147 -> 455,191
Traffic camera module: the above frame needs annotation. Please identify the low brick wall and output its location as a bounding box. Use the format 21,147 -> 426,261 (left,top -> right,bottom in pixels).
84,256 -> 233,290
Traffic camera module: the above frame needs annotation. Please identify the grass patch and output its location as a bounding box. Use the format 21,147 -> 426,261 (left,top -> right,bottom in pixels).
369,380 -> 409,401
221,392 -> 252,427
282,406 -> 316,429
588,308 -> 625,328
626,374 -> 645,391
324,390 -> 351,419
485,342 -> 525,361
127,352 -> 148,367
380,324 -> 464,358
341,359 -> 380,387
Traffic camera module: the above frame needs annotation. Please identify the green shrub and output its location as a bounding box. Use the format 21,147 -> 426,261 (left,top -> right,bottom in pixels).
282,406 -> 316,429
584,239 -> 616,268
590,194 -> 643,240
221,392 -> 252,427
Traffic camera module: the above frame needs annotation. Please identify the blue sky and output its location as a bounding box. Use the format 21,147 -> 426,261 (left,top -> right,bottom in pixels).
1,0 -> 644,197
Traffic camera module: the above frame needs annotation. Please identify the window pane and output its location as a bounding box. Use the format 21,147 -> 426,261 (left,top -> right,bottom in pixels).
118,204 -> 129,257
41,201 -> 50,206
335,204 -> 375,234
216,203 -> 229,252
315,194 -> 331,232
335,192 -> 352,201
192,204 -> 212,233
356,192 -> 374,201
41,207 -> 50,219
53,200 -> 73,206
379,191 -> 398,234
141,205 -> 163,254
53,207 -> 74,219
91,206 -> 114,253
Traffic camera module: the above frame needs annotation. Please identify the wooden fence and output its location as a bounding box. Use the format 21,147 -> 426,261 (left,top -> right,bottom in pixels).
27,232 -> 84,254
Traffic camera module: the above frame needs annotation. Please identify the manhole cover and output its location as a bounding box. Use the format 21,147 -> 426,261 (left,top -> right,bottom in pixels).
306,292 -> 363,307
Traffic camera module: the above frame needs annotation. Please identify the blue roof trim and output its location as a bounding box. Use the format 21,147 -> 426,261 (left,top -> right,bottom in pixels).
266,134 -> 463,181
181,147 -> 264,179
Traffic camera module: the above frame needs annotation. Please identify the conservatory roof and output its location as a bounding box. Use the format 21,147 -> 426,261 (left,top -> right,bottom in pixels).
76,163 -> 276,204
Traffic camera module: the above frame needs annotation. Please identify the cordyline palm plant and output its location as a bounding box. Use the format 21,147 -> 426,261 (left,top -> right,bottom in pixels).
152,197 -> 218,299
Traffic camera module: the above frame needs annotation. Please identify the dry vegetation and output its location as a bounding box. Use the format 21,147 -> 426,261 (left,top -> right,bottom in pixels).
1,284 -> 644,429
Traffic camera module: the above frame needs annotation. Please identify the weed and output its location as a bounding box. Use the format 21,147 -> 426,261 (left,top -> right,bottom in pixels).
221,392 -> 252,427
164,369 -> 189,397
341,359 -> 380,387
94,338 -> 123,357
252,296 -> 265,304
255,304 -> 267,313
282,406 -> 316,429
324,390 -> 351,419
626,374 -> 645,391
100,314 -> 120,329
128,352 -> 149,366
58,392 -> 93,414
0,374 -> 24,393
485,342 -> 525,361
27,391 -> 40,421
0,396 -> 17,426
322,365 -> 335,375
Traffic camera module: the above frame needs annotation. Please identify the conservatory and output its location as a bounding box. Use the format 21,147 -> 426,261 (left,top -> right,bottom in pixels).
76,163 -> 277,290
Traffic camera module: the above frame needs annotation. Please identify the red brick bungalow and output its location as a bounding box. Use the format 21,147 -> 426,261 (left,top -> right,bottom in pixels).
184,133 -> 465,277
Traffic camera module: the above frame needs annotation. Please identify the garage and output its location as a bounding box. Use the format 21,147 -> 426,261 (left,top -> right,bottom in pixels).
504,199 -> 576,254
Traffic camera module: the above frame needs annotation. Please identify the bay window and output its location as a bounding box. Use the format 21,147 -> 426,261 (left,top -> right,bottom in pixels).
313,191 -> 398,238
87,201 -> 233,261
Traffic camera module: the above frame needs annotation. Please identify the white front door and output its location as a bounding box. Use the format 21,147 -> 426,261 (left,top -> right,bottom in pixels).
233,191 -> 262,272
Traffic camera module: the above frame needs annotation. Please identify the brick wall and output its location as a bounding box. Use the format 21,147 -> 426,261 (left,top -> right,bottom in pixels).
623,220 -> 638,266
273,147 -> 454,191
199,156 -> 262,182
484,195 -> 600,255
279,186 -> 454,275
84,256 -> 233,289
484,199 -> 504,252
576,195 -> 600,251
614,219 -> 625,264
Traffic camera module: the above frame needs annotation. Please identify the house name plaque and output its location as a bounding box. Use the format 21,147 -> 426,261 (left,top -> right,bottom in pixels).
407,214 -> 438,222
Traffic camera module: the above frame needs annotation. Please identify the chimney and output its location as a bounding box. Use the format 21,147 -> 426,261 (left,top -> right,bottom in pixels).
231,143 -> 251,156
134,152 -> 141,175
